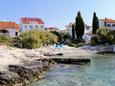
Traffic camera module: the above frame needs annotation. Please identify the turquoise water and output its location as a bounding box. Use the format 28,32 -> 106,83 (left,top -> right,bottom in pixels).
30,54 -> 115,86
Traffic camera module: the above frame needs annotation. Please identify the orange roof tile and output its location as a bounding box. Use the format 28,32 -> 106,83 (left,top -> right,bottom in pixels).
99,19 -> 115,23
0,22 -> 19,30
21,17 -> 44,24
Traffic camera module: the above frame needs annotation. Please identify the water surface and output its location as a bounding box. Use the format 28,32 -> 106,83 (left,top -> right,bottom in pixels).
30,54 -> 115,86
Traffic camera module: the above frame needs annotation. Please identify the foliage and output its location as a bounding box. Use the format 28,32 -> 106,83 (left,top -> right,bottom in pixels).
96,28 -> 113,44
92,12 -> 99,34
72,24 -> 75,39
75,11 -> 85,41
109,30 -> 115,44
0,35 -> 11,45
90,36 -> 99,46
50,31 -> 62,41
18,29 -> 58,49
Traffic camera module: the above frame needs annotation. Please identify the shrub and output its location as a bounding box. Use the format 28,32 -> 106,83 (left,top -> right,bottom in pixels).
40,31 -> 58,45
0,35 -> 11,45
109,30 -> 115,44
96,28 -> 113,44
50,31 -> 62,41
18,29 -> 58,49
90,36 -> 99,46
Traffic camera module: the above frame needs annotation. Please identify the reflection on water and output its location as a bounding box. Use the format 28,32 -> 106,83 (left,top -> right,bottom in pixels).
30,54 -> 115,86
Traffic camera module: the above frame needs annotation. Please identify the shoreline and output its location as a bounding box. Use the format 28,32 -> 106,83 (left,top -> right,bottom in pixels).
0,46 -> 93,86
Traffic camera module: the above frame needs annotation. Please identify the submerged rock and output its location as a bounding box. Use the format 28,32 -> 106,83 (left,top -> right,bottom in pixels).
0,60 -> 51,86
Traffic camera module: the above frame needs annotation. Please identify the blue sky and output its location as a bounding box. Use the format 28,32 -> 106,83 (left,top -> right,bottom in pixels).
0,0 -> 115,29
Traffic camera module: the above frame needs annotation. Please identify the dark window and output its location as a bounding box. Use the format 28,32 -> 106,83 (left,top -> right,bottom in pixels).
15,32 -> 18,36
86,27 -> 89,30
41,26 -> 44,29
112,24 -> 115,27
107,24 -> 111,27
29,25 -> 33,29
35,25 -> 39,28
25,25 -> 27,28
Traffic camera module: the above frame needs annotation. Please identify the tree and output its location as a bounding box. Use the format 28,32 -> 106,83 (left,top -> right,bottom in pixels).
96,28 -> 113,44
50,31 -> 62,42
75,11 -> 84,41
72,24 -> 75,39
92,12 -> 99,34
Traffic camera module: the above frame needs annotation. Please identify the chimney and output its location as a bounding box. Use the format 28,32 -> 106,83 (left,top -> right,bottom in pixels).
104,18 -> 107,27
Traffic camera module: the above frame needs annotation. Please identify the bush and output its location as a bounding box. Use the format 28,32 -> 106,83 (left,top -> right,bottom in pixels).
0,35 -> 11,45
90,36 -> 99,46
109,30 -> 115,44
96,28 -> 113,44
18,29 -> 58,49
50,31 -> 62,41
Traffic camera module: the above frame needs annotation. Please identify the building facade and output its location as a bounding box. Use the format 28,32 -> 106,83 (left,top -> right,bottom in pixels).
0,21 -> 19,37
99,18 -> 115,30
65,23 -> 92,39
19,17 -> 45,32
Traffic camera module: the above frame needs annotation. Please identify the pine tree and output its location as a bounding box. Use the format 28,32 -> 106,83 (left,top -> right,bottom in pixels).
72,24 -> 75,39
92,12 -> 99,34
75,11 -> 84,41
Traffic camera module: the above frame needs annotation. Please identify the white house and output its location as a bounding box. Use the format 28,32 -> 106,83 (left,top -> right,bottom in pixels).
65,23 -> 92,39
19,17 -> 45,32
99,18 -> 115,30
0,21 -> 19,37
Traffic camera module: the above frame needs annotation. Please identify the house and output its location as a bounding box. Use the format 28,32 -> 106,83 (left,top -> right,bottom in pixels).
65,23 -> 92,39
19,17 -> 45,32
99,18 -> 115,30
0,21 -> 19,37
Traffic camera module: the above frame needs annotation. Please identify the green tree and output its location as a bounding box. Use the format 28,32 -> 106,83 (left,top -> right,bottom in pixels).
50,31 -> 62,41
92,12 -> 99,34
72,24 -> 75,39
75,11 -> 84,41
96,28 -> 113,44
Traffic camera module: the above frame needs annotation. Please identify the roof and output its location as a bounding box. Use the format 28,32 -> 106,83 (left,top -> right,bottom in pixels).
0,22 -> 19,29
99,19 -> 115,23
21,17 -> 44,24
45,27 -> 59,31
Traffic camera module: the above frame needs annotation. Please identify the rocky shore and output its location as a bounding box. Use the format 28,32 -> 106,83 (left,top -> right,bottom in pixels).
0,46 -> 51,86
0,45 -> 92,86
0,61 -> 51,86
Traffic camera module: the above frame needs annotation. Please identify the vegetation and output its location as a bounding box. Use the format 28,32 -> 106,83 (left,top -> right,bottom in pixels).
92,12 -> 99,34
90,36 -> 99,46
72,24 -> 75,39
90,28 -> 115,46
96,28 -> 113,44
0,35 -> 11,45
17,29 -> 58,49
75,11 -> 85,41
66,39 -> 84,47
50,31 -> 62,42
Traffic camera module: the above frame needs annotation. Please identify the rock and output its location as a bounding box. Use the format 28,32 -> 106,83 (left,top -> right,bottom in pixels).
8,65 -> 42,82
56,53 -> 63,56
44,52 -> 63,56
0,71 -> 20,85
1,60 -> 51,86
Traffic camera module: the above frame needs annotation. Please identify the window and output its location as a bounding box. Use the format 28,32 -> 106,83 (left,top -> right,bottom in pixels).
29,25 -> 33,29
107,24 -> 111,27
35,25 -> 39,29
112,24 -> 115,27
86,27 -> 89,30
41,26 -> 44,29
15,32 -> 18,36
24,25 -> 27,29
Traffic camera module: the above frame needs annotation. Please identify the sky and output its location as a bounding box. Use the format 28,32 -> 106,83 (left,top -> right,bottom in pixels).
0,0 -> 115,29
